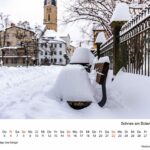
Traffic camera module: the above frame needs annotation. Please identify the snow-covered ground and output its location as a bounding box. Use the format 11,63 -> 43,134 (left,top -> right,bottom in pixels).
0,66 -> 150,119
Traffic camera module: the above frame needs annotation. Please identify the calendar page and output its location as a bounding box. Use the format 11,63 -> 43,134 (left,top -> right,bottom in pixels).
1,0 -> 150,150
0,120 -> 150,150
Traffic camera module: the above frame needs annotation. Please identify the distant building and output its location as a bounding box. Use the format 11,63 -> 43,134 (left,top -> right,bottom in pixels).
0,24 -> 37,66
38,29 -> 70,65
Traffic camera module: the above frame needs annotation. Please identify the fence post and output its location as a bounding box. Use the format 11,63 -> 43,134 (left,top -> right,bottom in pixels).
110,22 -> 125,75
96,42 -> 102,59
95,32 -> 106,59
110,3 -> 130,75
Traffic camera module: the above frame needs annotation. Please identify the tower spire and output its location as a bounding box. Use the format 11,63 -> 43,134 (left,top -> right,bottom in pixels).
43,0 -> 57,31
44,0 -> 56,6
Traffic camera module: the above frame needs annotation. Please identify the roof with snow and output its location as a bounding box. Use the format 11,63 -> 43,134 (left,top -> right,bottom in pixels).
43,29 -> 69,39
43,29 -> 57,38
39,35 -> 66,44
5,25 -> 35,34
95,32 -> 106,44
110,3 -> 131,23
54,36 -> 66,43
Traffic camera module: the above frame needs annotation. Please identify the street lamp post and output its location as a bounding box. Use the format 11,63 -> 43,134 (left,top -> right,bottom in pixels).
2,49 -> 5,66
31,36 -> 38,66
21,43 -> 28,67
25,45 -> 29,67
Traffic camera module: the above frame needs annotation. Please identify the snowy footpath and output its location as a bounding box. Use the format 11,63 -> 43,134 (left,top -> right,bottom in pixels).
0,66 -> 150,119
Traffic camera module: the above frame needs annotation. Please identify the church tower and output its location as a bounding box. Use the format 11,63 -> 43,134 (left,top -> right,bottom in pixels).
44,0 -> 57,31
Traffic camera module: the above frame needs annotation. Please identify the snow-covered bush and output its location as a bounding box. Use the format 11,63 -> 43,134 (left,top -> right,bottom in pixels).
70,47 -> 94,65
49,64 -> 96,102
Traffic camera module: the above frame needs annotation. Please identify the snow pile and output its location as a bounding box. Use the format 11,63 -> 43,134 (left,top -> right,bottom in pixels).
0,66 -> 64,119
70,47 -> 94,65
0,66 -> 150,118
110,3 -> 131,23
91,56 -> 110,70
107,70 -> 150,118
0,66 -> 62,93
98,56 -> 110,63
95,32 -> 106,44
49,65 -> 95,102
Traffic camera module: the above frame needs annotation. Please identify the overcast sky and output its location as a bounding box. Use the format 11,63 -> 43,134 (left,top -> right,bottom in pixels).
0,0 -> 50,26
0,0 -> 87,45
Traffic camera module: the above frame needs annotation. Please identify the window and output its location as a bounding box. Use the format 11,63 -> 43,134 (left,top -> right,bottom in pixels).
59,51 -> 62,55
45,51 -> 47,55
14,58 -> 17,64
41,44 -> 44,48
54,51 -> 56,55
59,44 -> 62,48
41,59 -> 44,64
7,42 -> 11,46
45,43 -> 47,48
11,59 -> 13,64
54,58 -> 57,63
51,59 -> 53,63
48,14 -> 50,21
5,58 -> 8,64
23,58 -> 26,64
55,44 -> 57,48
40,51 -> 43,55
59,58 -> 62,63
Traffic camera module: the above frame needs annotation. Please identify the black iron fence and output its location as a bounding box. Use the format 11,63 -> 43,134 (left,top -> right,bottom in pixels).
100,37 -> 113,69
100,5 -> 150,76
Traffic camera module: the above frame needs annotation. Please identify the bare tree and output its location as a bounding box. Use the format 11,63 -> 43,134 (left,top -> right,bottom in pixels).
34,24 -> 44,38
15,21 -> 38,66
17,21 -> 32,30
62,0 -> 149,38
0,12 -> 10,30
0,12 -> 11,47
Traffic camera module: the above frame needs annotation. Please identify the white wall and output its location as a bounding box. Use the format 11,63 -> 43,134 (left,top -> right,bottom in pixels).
38,39 -> 67,65
50,42 -> 67,65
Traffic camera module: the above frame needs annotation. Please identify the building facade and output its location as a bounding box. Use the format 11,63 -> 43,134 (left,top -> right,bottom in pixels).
38,30 -> 70,65
0,25 -> 38,66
